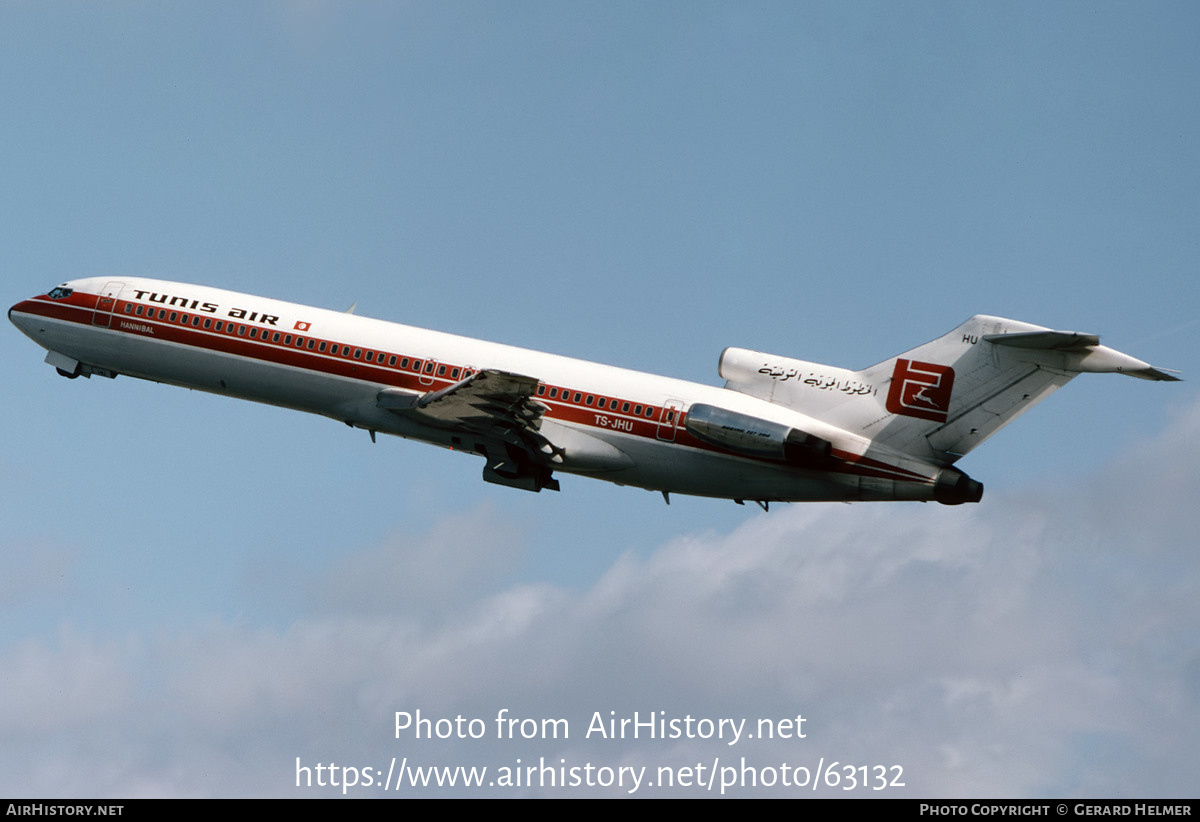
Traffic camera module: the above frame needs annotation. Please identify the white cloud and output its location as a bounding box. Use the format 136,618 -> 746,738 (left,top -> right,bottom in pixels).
1,396 -> 1197,796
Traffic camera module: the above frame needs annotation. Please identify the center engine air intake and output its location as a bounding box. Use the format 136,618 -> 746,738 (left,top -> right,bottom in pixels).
684,403 -> 833,466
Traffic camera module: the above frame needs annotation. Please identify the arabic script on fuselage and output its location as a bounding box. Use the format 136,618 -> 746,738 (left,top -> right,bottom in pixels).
757,364 -> 877,396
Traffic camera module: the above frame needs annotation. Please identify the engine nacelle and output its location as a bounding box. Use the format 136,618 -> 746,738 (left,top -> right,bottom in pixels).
933,466 -> 984,505
684,403 -> 832,466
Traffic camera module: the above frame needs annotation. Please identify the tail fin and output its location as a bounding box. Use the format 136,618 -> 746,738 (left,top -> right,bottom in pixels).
721,315 -> 1178,466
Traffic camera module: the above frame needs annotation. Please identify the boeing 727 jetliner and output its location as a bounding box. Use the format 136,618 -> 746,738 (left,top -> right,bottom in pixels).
10,278 -> 1179,506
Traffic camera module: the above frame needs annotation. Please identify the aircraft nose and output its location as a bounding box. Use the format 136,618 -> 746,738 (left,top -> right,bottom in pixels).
9,298 -> 41,335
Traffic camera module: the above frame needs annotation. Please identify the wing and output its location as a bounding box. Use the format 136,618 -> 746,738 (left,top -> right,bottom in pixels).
377,369 -> 563,491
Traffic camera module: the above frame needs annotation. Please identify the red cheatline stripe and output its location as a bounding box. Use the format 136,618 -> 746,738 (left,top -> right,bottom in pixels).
15,291 -> 931,484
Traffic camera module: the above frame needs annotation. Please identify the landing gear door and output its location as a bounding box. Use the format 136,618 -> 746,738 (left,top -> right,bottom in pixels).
91,281 -> 126,328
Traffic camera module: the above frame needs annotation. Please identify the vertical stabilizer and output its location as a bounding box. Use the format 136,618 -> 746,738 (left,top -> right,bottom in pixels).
721,316 -> 1177,466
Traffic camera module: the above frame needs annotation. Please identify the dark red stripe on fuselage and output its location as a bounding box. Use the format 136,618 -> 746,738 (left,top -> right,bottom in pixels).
14,289 -> 932,485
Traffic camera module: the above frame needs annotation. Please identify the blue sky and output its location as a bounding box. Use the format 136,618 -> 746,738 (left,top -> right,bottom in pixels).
2,2 -> 1198,796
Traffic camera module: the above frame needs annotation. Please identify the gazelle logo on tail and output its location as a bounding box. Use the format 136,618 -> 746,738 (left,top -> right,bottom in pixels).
886,359 -> 955,422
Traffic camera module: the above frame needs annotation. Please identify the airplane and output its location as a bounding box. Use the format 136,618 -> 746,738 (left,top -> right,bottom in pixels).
9,277 -> 1179,507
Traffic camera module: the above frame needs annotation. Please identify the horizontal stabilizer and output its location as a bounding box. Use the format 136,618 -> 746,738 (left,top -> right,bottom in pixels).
983,330 -> 1099,350
984,330 -> 1181,381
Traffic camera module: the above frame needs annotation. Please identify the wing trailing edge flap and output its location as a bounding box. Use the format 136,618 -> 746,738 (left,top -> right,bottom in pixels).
377,368 -> 558,455
377,369 -> 562,492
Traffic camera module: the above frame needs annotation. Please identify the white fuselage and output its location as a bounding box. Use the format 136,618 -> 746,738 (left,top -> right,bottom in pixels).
10,277 -> 945,503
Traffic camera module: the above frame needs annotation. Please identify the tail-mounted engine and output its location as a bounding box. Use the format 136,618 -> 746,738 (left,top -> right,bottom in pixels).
684,403 -> 833,467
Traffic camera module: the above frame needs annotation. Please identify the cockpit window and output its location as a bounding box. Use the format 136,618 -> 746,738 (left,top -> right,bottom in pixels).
47,286 -> 73,300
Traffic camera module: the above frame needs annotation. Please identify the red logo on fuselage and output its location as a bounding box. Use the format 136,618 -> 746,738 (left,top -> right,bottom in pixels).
886,359 -> 954,422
